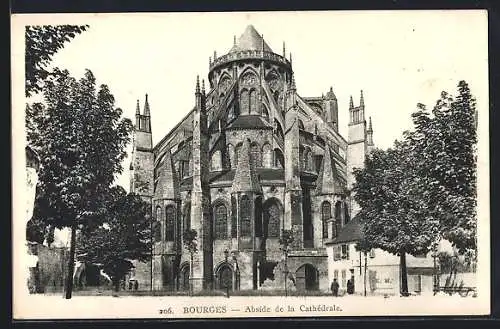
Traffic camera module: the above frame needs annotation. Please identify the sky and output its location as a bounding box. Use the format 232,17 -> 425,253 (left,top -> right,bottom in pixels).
18,10 -> 489,192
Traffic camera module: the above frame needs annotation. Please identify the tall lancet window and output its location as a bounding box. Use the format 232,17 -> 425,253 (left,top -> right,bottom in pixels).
155,206 -> 162,242
249,89 -> 258,114
262,143 -> 273,168
228,144 -> 236,169
214,204 -> 228,240
240,195 -> 252,237
250,142 -> 261,167
240,89 -> 250,114
165,206 -> 176,242
322,201 -> 331,239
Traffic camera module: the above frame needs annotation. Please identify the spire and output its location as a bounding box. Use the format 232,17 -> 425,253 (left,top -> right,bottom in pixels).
233,35 -> 236,45
282,41 -> 286,57
315,146 -> 344,196
368,116 -> 373,132
143,94 -> 150,116
290,74 -> 296,91
231,138 -> 262,193
230,25 -> 273,53
155,149 -> 180,200
261,34 -> 264,52
360,90 -> 365,108
195,75 -> 200,94
135,99 -> 140,115
349,95 -> 354,110
201,79 -> 206,95
326,86 -> 336,100
213,50 -> 217,60
209,56 -> 212,65
289,52 -> 293,65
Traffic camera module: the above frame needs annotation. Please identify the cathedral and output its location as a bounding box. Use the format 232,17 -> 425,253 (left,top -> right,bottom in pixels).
128,25 -> 375,293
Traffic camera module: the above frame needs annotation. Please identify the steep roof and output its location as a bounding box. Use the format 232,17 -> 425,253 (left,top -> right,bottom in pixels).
231,138 -> 262,193
229,25 -> 273,53
315,146 -> 345,195
330,216 -> 362,244
226,115 -> 272,130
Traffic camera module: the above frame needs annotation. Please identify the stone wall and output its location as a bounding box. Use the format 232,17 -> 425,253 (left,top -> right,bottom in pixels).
31,244 -> 69,293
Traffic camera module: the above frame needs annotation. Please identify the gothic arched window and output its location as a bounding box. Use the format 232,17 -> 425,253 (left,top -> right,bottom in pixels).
249,89 -> 258,114
240,89 -> 249,114
240,195 -> 252,237
228,144 -> 236,169
211,150 -> 222,171
344,205 -> 350,225
322,201 -> 331,239
266,203 -> 280,238
274,148 -> 284,168
155,206 -> 162,242
307,149 -> 314,172
165,206 -> 176,242
250,142 -> 261,167
214,204 -> 228,240
235,143 -> 242,167
262,143 -> 273,168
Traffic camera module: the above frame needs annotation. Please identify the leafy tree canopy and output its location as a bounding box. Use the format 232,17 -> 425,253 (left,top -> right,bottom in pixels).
76,187 -> 153,291
25,25 -> 88,97
27,68 -> 133,234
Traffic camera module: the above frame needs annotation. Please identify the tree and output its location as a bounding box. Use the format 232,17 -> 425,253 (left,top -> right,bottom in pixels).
76,187 -> 152,292
27,69 -> 133,298
25,25 -> 88,97
353,142 -> 439,296
183,229 -> 198,295
407,81 -> 477,253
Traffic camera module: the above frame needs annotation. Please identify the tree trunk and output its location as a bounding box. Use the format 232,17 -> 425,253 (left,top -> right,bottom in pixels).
113,278 -> 120,293
400,251 -> 409,296
64,221 -> 77,299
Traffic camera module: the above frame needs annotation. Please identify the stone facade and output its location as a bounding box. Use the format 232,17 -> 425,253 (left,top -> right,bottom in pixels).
129,25 -> 370,293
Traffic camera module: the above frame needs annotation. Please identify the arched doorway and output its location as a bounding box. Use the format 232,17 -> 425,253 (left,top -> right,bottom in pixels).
295,264 -> 319,291
179,263 -> 190,291
215,263 -> 240,291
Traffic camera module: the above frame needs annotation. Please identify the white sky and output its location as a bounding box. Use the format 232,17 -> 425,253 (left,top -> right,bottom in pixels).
19,11 -> 488,192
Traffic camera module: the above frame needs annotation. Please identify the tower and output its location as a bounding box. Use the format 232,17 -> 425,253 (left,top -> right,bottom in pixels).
346,90 -> 367,216
190,76 -> 213,291
130,94 -> 154,202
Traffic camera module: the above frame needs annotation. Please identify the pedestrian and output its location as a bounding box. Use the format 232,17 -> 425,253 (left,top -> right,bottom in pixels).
330,278 -> 339,297
347,279 -> 354,295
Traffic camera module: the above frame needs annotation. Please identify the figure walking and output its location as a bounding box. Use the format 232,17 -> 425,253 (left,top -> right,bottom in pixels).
331,278 -> 339,297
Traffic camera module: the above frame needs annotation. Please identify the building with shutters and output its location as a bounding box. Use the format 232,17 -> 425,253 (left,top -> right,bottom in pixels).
128,25 -> 376,293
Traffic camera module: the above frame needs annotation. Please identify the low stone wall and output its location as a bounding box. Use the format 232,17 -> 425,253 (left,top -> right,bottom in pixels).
29,243 -> 69,293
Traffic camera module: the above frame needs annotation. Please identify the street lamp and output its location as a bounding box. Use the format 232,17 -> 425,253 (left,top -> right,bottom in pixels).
283,245 -> 289,297
224,249 -> 229,297
231,251 -> 238,292
432,243 -> 439,295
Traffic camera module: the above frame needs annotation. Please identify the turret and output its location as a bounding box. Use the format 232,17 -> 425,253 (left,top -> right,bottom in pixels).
129,94 -> 153,199
324,86 -> 339,131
